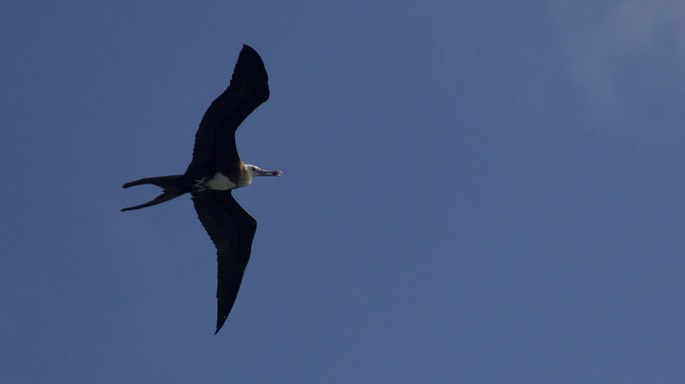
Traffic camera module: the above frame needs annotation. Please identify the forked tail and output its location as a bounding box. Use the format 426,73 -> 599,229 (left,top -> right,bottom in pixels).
121,175 -> 186,212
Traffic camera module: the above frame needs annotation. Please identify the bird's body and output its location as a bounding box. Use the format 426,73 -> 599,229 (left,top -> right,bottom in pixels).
121,45 -> 281,334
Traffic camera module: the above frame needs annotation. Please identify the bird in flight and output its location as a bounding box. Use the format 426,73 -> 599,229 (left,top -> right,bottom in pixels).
121,44 -> 281,334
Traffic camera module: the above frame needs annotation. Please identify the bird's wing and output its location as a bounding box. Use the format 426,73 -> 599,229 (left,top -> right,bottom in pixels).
186,45 -> 270,174
191,190 -> 257,334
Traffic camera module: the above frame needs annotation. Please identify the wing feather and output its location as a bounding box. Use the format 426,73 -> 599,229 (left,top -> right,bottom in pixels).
191,190 -> 257,334
187,45 -> 269,174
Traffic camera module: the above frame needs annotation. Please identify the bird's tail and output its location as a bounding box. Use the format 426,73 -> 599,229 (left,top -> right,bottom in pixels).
121,175 -> 186,212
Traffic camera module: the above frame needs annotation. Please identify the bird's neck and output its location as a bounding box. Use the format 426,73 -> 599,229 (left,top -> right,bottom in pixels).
238,163 -> 254,187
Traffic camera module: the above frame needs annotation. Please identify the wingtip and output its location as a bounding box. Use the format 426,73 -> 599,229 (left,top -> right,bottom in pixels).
240,44 -> 260,57
215,313 -> 229,335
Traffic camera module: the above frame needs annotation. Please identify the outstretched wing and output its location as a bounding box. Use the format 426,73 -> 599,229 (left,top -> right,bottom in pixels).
191,190 -> 257,334
187,45 -> 270,174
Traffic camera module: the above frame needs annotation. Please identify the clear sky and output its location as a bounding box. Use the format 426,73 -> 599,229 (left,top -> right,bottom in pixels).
3,1 -> 685,382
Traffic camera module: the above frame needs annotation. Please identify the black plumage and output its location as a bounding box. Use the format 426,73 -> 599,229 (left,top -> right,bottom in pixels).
121,45 -> 281,334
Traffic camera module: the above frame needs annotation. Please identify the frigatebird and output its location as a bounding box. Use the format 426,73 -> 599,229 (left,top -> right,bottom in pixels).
121,45 -> 281,334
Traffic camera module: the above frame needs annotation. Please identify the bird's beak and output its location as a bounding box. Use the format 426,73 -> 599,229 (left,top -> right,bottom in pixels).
257,169 -> 282,177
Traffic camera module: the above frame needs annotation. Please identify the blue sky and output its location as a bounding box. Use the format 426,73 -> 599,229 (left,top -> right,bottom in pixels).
3,1 -> 685,382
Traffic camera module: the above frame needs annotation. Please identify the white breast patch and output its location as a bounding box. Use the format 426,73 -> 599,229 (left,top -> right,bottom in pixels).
205,172 -> 237,191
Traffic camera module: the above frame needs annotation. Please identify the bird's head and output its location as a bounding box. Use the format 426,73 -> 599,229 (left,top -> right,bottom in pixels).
245,164 -> 283,179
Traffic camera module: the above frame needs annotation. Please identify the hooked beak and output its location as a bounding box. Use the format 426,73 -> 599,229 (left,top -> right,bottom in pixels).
257,169 -> 282,177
